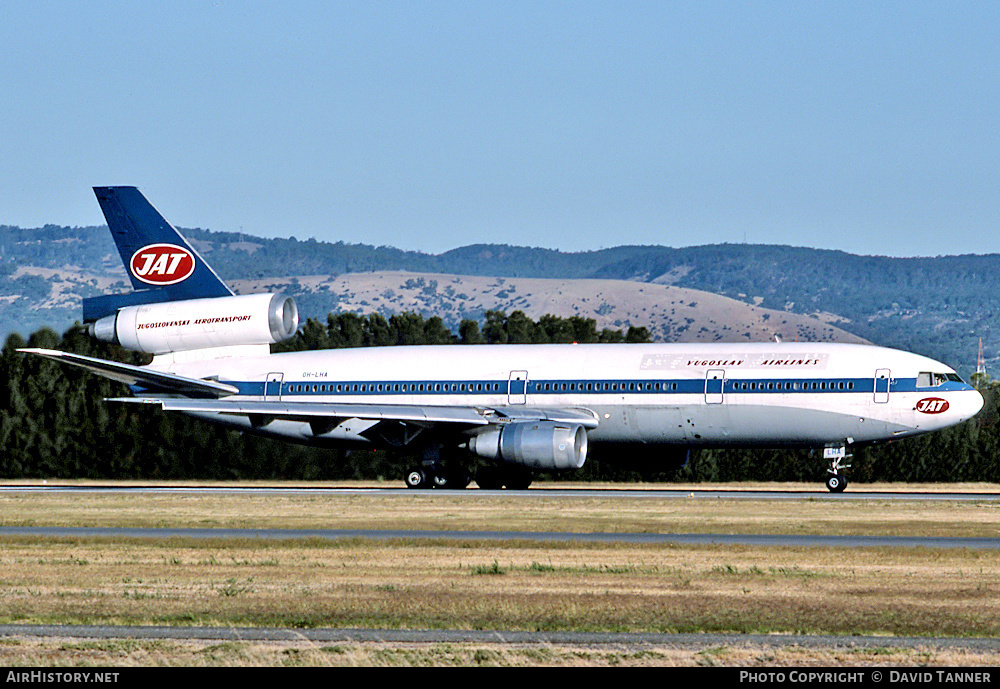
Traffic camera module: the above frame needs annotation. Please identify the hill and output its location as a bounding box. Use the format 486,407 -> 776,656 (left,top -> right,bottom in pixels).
1,224 -> 995,376
234,271 -> 864,345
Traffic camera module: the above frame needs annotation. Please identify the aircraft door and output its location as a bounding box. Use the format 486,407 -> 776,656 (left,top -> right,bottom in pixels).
508,370 -> 528,405
265,372 -> 283,401
705,369 -> 725,404
874,368 -> 890,404
635,406 -> 688,442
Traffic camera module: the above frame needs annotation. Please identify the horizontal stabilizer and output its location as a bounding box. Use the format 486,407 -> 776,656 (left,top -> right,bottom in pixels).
83,289 -> 188,323
18,349 -> 239,399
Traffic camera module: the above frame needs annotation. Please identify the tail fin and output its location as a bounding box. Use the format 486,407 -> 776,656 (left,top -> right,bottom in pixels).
83,187 -> 233,321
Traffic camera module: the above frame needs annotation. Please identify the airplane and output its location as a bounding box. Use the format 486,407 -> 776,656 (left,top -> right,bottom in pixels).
20,187 -> 985,492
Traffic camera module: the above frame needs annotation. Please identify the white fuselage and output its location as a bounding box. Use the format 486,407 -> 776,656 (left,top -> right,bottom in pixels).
148,341 -> 984,449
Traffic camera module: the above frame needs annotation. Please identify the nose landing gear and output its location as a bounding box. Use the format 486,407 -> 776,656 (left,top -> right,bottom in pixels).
824,443 -> 852,493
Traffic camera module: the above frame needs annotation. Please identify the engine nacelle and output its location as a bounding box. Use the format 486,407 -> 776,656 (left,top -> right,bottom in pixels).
468,421 -> 588,470
88,293 -> 298,354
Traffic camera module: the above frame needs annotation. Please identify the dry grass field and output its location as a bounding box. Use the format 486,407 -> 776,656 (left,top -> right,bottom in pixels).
0,481 -> 998,666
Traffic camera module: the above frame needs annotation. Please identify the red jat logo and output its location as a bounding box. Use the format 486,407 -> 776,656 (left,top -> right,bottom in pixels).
129,244 -> 195,285
915,398 -> 950,414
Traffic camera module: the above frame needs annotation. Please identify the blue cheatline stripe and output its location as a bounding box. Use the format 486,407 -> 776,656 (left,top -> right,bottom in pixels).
211,377 -> 935,398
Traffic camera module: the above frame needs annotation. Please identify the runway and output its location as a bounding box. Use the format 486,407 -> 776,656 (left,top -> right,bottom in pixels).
3,525 -> 1000,549
4,483 -> 1000,548
3,483 -> 1000,501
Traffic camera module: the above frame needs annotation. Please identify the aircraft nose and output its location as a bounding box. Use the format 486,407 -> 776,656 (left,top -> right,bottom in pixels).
970,389 -> 985,418
956,388 -> 985,422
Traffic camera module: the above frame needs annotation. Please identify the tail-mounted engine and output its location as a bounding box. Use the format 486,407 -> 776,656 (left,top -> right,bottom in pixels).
468,421 -> 588,470
88,293 -> 298,354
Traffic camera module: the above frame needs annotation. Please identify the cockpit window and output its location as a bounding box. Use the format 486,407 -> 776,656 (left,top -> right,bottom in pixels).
918,372 -> 962,387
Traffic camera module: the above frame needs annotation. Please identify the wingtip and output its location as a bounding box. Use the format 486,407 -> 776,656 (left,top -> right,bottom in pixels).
17,347 -> 61,355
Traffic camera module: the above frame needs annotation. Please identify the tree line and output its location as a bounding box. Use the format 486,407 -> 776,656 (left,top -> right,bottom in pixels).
2,310 -> 998,484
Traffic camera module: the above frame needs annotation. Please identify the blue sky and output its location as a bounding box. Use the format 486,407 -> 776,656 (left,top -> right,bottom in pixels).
2,1 -> 998,257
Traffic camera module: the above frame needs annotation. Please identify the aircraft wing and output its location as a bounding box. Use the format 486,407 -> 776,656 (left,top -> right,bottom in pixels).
18,348 -> 240,399
21,348 -> 598,430
106,397 -> 600,429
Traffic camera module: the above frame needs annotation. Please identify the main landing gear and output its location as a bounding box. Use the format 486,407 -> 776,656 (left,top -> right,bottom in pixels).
404,463 -> 534,490
472,464 -> 532,491
824,443 -> 852,493
404,464 -> 471,490
403,444 -> 472,490
403,449 -> 533,490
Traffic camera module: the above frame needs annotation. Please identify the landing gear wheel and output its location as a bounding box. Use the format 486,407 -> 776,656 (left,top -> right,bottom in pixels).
405,468 -> 428,489
475,465 -> 533,490
448,468 -> 472,490
431,471 -> 452,489
475,466 -> 504,490
424,466 -> 471,489
503,468 -> 533,490
826,474 -> 847,493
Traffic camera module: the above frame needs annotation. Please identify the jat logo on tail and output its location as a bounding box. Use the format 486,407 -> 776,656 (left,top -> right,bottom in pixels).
130,244 -> 196,285
915,398 -> 950,414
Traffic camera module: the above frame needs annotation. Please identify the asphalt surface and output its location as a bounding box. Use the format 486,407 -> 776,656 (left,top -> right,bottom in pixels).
2,525 -> 1000,549
3,483 -> 1000,548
